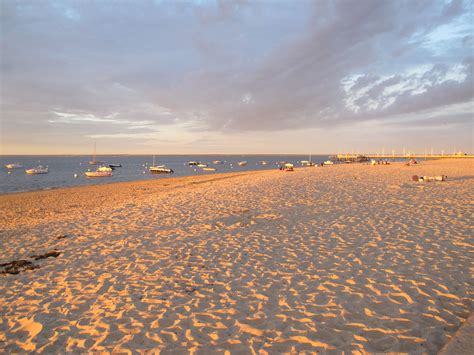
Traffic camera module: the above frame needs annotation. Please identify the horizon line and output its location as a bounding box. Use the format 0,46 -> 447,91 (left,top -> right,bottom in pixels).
0,153 -> 335,156
1,152 -> 471,156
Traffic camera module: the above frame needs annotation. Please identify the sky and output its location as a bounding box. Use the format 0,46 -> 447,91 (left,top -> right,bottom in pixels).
0,0 -> 473,155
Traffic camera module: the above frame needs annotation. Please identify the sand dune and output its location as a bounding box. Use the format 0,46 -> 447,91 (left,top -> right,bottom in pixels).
0,159 -> 472,353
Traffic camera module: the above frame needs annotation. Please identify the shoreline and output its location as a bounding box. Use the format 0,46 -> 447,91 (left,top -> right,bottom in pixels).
0,168 -> 267,197
2,157 -> 471,196
1,158 -> 472,352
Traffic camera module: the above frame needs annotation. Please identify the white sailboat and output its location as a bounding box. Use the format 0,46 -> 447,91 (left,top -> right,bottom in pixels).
149,155 -> 174,174
25,166 -> 49,175
302,153 -> 316,167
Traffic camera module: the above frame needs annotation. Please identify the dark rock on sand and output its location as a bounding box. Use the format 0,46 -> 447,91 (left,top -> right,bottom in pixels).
1,260 -> 39,275
32,251 -> 61,260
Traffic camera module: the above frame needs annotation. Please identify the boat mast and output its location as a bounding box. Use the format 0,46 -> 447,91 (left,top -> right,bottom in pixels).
93,142 -> 96,163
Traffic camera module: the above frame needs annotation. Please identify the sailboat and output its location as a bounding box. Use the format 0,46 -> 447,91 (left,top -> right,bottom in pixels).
84,169 -> 112,177
89,142 -> 104,165
149,155 -> 174,174
302,153 -> 316,167
4,163 -> 23,169
25,165 -> 49,175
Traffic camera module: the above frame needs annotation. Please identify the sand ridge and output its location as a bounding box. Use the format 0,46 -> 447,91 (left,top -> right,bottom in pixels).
0,159 -> 472,353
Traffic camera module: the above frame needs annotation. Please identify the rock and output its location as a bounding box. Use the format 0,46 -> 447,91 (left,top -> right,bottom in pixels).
184,286 -> 197,294
32,251 -> 61,260
1,260 -> 39,275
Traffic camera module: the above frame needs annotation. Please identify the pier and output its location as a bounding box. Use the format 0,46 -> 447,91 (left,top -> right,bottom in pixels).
335,153 -> 473,161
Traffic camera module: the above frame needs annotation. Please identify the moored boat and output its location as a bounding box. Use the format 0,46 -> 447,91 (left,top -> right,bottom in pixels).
25,166 -> 49,175
238,161 -> 247,166
188,161 -> 199,166
5,163 -> 23,169
84,170 -> 112,177
149,155 -> 174,174
197,163 -> 208,168
212,160 -> 223,165
301,154 -> 316,167
323,160 -> 334,165
202,167 -> 216,171
150,166 -> 174,174
282,163 -> 294,171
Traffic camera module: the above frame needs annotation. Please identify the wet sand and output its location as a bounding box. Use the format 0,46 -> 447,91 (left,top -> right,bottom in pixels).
0,159 -> 472,353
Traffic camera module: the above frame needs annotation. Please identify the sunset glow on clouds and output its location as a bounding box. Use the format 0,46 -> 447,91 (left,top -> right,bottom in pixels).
1,0 -> 472,154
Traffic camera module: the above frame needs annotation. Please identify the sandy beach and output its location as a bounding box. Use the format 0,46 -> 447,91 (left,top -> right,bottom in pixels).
0,158 -> 472,353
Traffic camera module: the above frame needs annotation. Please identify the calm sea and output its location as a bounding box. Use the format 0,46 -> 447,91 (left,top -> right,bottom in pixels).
0,155 -> 330,194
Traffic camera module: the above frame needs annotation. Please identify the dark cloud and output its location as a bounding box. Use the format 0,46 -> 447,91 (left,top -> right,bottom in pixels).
161,0 -> 472,132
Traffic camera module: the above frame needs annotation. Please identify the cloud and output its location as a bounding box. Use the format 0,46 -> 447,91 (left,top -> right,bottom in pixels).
48,111 -> 154,126
1,0 -> 472,153
341,62 -> 470,114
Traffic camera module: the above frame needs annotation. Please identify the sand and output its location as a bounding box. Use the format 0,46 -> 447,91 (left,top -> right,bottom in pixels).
439,314 -> 474,355
0,158 -> 472,353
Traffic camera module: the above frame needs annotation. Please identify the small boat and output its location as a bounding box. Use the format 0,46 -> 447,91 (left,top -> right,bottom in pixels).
188,161 -> 199,166
212,160 -> 223,165
4,163 -> 23,169
108,163 -> 122,168
260,161 -> 268,165
84,170 -> 112,177
150,166 -> 174,174
149,155 -> 174,174
25,166 -> 49,175
202,167 -> 216,171
238,161 -> 247,166
197,163 -> 208,168
302,154 -> 316,167
323,160 -> 334,165
282,163 -> 294,172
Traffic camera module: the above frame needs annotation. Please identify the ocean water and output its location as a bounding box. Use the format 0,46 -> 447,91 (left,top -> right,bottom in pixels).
0,155 -> 331,194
